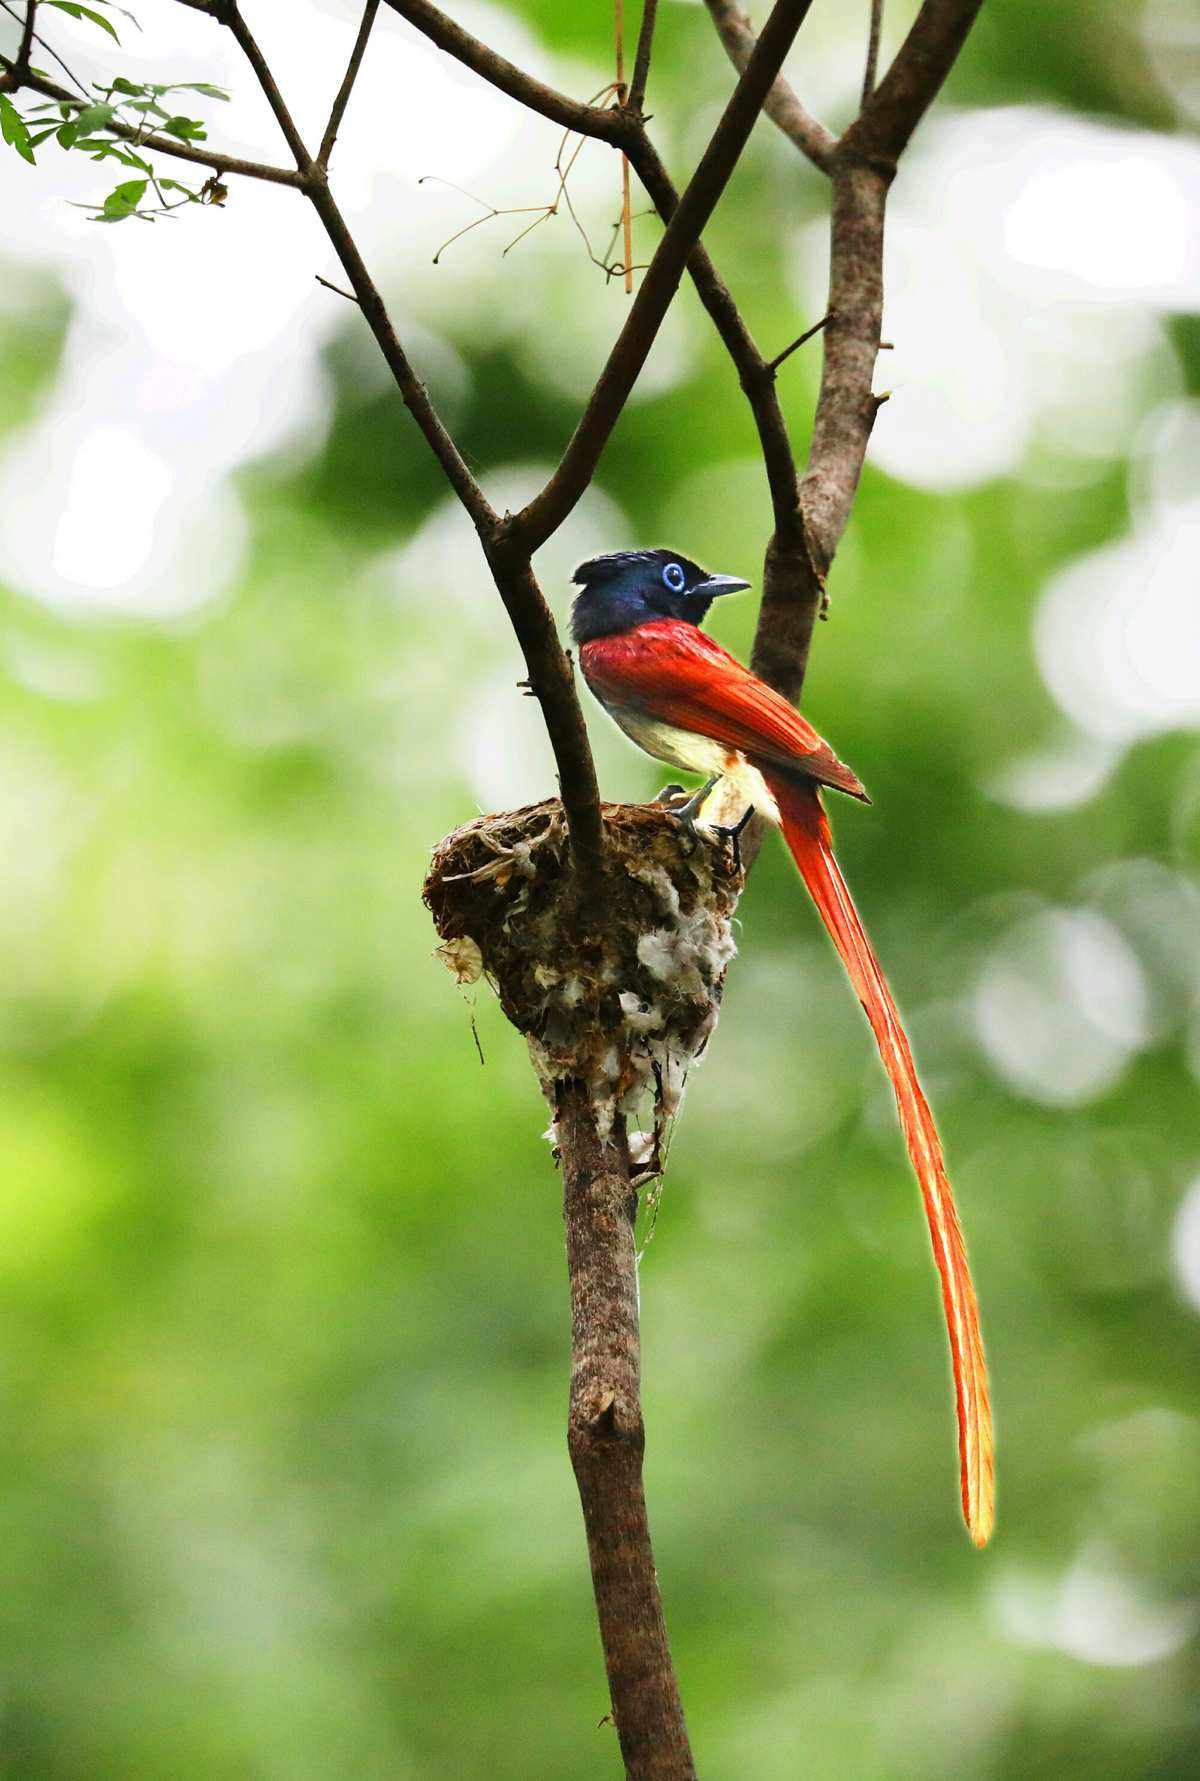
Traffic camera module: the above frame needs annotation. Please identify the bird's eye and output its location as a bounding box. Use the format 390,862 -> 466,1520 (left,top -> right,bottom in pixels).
661,561 -> 686,593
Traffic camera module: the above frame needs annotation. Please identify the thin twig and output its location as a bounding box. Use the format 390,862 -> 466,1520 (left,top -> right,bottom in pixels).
514,0 -> 819,551
862,0 -> 884,105
212,0 -> 606,879
315,273 -> 358,301
383,0 -> 633,146
0,56 -> 305,183
318,0 -> 378,168
765,312 -> 828,375
702,0 -> 836,174
15,0 -> 36,77
222,3 -> 312,169
852,0 -> 985,161
692,0 -> 984,708
628,0 -> 658,114
626,136 -> 800,536
0,0 -> 87,98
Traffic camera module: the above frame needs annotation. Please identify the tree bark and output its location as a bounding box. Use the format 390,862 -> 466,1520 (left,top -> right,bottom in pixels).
559,1081 -> 696,1779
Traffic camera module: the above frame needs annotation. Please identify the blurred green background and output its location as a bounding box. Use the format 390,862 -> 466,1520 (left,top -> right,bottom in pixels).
1,0 -> 1199,1775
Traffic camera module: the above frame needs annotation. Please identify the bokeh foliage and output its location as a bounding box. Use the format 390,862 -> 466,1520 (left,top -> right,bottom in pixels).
1,2 -> 1199,1776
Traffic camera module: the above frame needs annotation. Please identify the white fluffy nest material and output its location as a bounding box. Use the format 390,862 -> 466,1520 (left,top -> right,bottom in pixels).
424,799 -> 743,1137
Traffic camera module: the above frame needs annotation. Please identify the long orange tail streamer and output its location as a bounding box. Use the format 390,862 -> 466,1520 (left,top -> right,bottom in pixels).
768,772 -> 995,1546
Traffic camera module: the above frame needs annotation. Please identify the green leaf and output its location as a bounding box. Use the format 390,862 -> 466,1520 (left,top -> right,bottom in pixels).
166,83 -> 230,102
104,147 -> 153,172
0,94 -> 36,165
44,1 -> 121,42
95,177 -> 147,221
110,78 -> 147,98
160,115 -> 207,142
27,126 -> 62,147
71,102 -> 117,134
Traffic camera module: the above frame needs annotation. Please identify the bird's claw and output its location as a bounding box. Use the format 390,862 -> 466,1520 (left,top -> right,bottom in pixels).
710,805 -> 756,873
664,776 -> 720,854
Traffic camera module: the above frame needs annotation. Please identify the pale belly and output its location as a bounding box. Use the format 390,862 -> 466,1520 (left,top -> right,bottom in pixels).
606,705 -> 781,825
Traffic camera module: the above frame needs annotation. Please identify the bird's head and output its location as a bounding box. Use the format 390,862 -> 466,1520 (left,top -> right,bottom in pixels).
569,548 -> 750,644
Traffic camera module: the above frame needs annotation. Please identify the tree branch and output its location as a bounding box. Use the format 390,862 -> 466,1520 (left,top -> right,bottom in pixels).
625,137 -> 800,539
14,0 -> 35,79
221,1 -> 312,169
0,58 -> 304,183
205,1 -> 607,878
861,0 -> 884,105
628,0 -> 658,114
318,0 -> 378,169
382,0 -> 632,145
851,0 -> 985,162
557,1081 -> 696,1781
513,0 -> 817,551
743,0 -> 982,709
701,0 -> 836,175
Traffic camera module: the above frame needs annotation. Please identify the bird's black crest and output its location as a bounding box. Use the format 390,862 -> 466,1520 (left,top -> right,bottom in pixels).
572,548 -> 704,587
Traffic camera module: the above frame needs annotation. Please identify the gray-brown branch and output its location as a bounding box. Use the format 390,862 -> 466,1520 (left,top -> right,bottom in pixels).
559,1083 -> 695,1780
702,0 -> 837,173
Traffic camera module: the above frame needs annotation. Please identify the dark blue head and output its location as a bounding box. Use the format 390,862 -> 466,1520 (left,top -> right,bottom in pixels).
569,548 -> 751,645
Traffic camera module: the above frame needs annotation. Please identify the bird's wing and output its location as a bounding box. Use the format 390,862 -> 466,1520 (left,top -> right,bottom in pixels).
580,619 -> 868,800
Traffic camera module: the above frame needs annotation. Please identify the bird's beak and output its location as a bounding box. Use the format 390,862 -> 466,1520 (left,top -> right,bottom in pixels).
694,573 -> 751,599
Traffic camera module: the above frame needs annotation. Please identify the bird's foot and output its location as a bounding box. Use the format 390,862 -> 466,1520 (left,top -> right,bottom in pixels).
709,804 -> 756,873
666,776 -> 720,852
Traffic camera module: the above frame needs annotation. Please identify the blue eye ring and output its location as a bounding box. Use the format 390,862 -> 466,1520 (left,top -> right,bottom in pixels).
662,561 -> 686,593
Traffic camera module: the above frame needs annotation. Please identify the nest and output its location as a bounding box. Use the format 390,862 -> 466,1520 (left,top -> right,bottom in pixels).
423,800 -> 744,1153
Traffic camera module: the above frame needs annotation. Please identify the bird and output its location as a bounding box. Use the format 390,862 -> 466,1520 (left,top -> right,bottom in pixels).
571,547 -> 995,1548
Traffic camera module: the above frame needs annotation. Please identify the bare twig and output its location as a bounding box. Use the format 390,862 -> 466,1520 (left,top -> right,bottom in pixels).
514,0 -> 818,551
221,2 -> 311,169
382,0 -> 633,146
318,0 -> 378,168
628,0 -> 658,114
852,0 -> 985,161
314,273 -> 358,301
14,0 -> 35,78
0,17 -> 83,97
210,1 -> 607,880
862,0 -> 884,105
766,312 -> 829,375
626,138 -> 800,537
693,0 -> 986,709
702,0 -> 836,174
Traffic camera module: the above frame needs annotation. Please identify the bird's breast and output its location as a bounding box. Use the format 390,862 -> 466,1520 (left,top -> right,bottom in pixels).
605,704 -> 779,822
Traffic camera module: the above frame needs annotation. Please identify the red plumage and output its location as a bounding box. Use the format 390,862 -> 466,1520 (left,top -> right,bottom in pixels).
580,617 -> 995,1547
582,620 -> 868,800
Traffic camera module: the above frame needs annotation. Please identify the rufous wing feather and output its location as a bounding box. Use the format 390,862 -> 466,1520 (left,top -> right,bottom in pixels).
768,772 -> 995,1546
